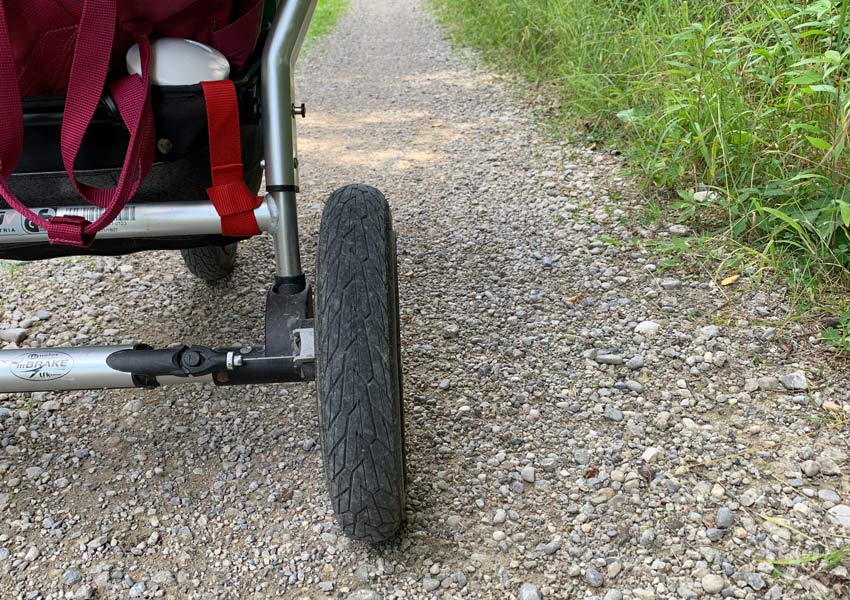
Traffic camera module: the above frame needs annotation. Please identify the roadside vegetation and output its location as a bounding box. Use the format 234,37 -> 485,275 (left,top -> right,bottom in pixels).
307,0 -> 350,41
434,0 -> 850,344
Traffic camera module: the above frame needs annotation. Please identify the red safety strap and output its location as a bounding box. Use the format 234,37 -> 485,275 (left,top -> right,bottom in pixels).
200,80 -> 262,237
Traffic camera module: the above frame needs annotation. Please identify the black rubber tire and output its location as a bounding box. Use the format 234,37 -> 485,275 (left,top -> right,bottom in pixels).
180,243 -> 238,283
316,184 -> 406,543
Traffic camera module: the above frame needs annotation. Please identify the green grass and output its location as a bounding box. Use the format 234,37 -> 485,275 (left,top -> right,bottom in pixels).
306,0 -> 350,42
433,0 -> 850,320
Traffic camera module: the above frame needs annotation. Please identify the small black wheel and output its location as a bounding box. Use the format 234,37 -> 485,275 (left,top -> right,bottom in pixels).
180,243 -> 238,283
316,183 -> 406,543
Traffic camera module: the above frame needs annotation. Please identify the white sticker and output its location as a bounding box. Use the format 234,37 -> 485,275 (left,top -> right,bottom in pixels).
9,351 -> 74,381
0,207 -> 136,237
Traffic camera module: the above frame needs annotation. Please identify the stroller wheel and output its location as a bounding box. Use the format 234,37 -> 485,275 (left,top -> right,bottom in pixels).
180,243 -> 238,283
316,184 -> 406,543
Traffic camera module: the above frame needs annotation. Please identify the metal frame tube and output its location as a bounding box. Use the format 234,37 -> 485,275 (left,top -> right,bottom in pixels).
0,346 -> 138,392
262,0 -> 317,278
0,200 -> 276,243
0,341 -> 314,393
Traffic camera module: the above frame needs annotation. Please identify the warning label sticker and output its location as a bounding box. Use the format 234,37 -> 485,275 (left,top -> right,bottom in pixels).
0,207 -> 136,237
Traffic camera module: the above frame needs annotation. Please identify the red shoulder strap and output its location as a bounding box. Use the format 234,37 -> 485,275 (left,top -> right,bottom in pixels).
200,80 -> 262,237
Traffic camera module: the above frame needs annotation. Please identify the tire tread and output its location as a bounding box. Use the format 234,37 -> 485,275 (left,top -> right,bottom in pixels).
316,184 -> 405,543
180,244 -> 237,282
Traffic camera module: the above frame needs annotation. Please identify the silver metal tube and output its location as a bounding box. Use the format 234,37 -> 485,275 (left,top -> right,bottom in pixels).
0,346 -> 215,393
0,200 -> 275,244
152,374 -> 214,386
269,189 -> 302,277
0,346 -> 136,392
262,0 -> 317,278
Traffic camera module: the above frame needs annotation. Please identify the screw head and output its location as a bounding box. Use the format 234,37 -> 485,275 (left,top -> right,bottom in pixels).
182,350 -> 203,368
157,139 -> 173,155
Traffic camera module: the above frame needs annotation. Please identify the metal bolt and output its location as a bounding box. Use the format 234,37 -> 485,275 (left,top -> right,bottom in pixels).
157,139 -> 173,155
182,350 -> 203,368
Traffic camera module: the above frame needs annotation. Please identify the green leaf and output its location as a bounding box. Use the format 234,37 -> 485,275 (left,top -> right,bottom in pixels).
788,71 -> 823,85
731,131 -> 752,144
808,84 -> 838,94
838,200 -> 850,227
671,237 -> 690,253
806,136 -> 832,151
616,108 -> 637,123
824,50 -> 842,63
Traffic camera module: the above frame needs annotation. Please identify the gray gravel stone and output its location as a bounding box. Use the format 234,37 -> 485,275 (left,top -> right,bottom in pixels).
585,566 -> 604,587
596,354 -> 624,365
626,355 -> 645,369
152,570 -> 175,586
74,585 -> 93,600
634,321 -> 660,336
702,574 -> 724,594
347,591 -> 382,600
604,591 -> 623,600
121,399 -> 143,414
746,572 -> 766,591
86,535 -> 108,550
827,504 -> 850,528
715,507 -> 735,529
625,380 -> 644,393
801,460 -> 820,477
423,577 -> 440,592
1,328 -> 28,344
757,376 -> 781,390
573,448 -> 590,465
641,447 -> 662,462
519,583 -> 541,600
819,489 -> 841,503
63,569 -> 82,585
604,406 -> 623,421
780,371 -> 808,390
697,325 -> 720,339
542,540 -> 561,555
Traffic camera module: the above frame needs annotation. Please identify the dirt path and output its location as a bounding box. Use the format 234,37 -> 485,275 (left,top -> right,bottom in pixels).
1,1 -> 848,599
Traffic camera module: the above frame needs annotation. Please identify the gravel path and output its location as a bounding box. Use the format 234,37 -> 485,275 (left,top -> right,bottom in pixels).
2,0 -> 850,599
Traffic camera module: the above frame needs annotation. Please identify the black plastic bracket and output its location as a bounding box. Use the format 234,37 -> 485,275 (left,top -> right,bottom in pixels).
214,283 -> 315,386
104,283 -> 315,388
107,344 -> 232,386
